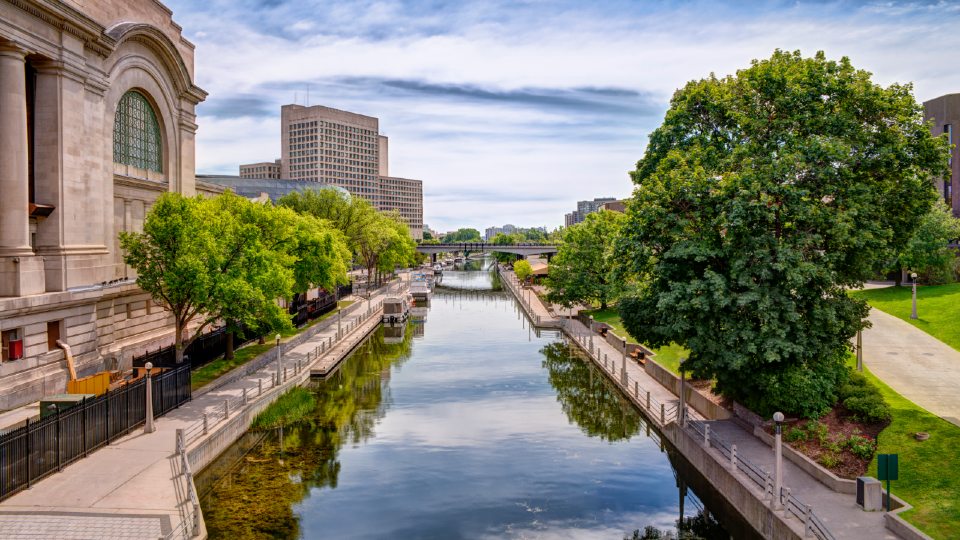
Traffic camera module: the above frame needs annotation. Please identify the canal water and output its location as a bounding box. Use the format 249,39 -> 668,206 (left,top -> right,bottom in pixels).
197,260 -> 750,539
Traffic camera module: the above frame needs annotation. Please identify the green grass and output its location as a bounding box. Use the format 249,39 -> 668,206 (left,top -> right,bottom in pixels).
848,358 -> 960,539
190,300 -> 355,391
582,307 -> 689,375
851,283 -> 960,352
251,386 -> 316,430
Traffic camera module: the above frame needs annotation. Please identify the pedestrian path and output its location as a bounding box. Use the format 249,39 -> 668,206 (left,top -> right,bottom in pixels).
0,280 -> 404,540
862,305 -> 960,427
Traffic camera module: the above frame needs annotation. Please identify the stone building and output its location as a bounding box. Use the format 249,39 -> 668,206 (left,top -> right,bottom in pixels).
0,0 -> 218,409
239,159 -> 280,180
238,103 -> 425,239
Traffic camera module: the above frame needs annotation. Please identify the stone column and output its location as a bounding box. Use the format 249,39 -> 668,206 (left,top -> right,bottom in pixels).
0,43 -> 31,257
0,43 -> 44,296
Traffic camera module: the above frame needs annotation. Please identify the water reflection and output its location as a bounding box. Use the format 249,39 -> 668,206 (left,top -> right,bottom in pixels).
199,324 -> 414,539
199,263 -> 747,540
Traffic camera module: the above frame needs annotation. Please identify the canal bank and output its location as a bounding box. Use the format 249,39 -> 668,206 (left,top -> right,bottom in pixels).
197,262 -> 750,539
0,278 -> 407,540
496,265 -> 899,539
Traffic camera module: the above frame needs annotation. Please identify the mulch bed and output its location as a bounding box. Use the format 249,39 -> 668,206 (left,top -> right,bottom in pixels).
773,406 -> 889,479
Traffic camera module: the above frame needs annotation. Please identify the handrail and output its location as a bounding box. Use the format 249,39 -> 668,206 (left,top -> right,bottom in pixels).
560,314 -> 835,540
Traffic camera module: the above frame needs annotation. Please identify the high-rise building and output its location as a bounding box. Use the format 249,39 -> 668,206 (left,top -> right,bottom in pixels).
238,104 -> 424,238
564,197 -> 617,226
239,160 -> 281,179
924,94 -> 959,215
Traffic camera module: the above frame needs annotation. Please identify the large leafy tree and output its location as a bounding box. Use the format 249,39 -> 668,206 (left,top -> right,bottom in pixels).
618,51 -> 948,416
121,192 -> 297,363
546,210 -> 625,310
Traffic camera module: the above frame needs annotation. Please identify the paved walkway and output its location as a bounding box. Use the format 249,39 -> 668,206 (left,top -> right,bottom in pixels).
0,281 -> 403,540
862,303 -> 960,427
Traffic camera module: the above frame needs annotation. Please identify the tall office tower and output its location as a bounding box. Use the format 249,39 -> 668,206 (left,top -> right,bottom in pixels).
280,104 -> 381,204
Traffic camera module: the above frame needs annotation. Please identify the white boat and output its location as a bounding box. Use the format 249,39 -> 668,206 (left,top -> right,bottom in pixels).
410,272 -> 432,301
382,295 -> 411,324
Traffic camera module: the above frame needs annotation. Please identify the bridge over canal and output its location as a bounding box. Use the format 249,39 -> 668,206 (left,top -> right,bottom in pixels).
416,242 -> 557,261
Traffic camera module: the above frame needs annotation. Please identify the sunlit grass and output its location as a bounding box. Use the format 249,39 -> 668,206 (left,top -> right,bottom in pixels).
848,357 -> 960,539
191,300 -> 355,390
851,283 -> 960,352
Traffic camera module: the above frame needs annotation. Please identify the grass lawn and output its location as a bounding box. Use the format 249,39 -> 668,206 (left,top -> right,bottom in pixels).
849,358 -> 960,539
582,306 -> 688,374
851,283 -> 960,352
190,300 -> 355,391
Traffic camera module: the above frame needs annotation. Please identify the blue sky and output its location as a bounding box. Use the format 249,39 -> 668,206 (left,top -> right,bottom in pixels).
166,0 -> 960,232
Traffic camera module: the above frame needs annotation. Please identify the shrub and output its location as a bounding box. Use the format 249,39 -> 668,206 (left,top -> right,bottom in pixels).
846,434 -> 877,460
818,453 -> 840,468
838,369 -> 892,423
785,426 -> 808,443
844,394 -> 892,423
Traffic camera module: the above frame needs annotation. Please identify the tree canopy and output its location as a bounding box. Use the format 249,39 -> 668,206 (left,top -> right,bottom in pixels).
513,259 -> 533,282
617,50 -> 949,416
546,210 -> 625,310
441,228 -> 482,243
892,199 -> 960,283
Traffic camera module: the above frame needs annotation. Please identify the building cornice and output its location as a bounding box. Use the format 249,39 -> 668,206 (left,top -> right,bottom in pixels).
7,0 -> 113,57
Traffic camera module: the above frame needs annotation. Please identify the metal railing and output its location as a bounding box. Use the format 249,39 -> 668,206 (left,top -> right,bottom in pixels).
0,365 -> 191,502
167,429 -> 201,539
561,317 -> 835,540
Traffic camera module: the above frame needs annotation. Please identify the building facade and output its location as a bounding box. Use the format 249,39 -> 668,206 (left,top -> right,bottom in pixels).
239,159 -> 280,180
564,197 -> 617,226
378,176 -> 424,240
924,94 -> 959,215
237,103 -> 424,239
0,0 -> 213,409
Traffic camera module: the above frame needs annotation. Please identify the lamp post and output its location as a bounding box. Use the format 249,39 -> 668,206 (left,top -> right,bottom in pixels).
910,272 -> 918,320
773,411 -> 785,510
144,362 -> 155,433
275,334 -> 281,386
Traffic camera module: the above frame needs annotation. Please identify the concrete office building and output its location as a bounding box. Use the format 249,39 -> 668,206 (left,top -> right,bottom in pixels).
239,159 -> 280,180
0,0 -> 218,409
239,104 -> 424,239
924,94 -> 959,215
564,197 -> 617,226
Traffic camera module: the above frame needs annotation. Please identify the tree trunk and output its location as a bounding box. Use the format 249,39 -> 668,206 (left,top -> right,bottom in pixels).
895,267 -> 903,287
225,330 -> 235,360
175,323 -> 185,363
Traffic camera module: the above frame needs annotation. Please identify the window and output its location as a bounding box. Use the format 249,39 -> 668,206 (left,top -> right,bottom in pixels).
113,90 -> 163,172
2,328 -> 23,362
47,320 -> 61,352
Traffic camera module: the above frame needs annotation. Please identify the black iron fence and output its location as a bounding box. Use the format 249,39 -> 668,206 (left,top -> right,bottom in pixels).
134,284 -> 355,370
0,364 -> 191,502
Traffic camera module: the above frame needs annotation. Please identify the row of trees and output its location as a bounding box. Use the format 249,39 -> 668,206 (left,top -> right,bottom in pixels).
545,50 -> 958,417
121,188 -> 418,363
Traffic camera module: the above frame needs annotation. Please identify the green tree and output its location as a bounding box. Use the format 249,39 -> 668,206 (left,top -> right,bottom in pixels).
618,50 -> 949,417
120,192 -> 297,363
491,232 -> 523,262
422,230 -> 434,241
894,199 -> 960,284
441,228 -> 482,243
513,259 -> 533,282
546,210 -> 625,310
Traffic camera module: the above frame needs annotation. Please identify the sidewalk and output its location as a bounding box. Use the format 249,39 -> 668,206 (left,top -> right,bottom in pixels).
862,305 -> 960,427
0,282 -> 401,540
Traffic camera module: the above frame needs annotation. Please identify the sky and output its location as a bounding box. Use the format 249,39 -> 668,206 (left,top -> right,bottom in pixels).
165,0 -> 960,232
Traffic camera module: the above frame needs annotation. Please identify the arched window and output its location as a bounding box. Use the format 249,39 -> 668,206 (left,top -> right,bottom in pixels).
113,90 -> 163,173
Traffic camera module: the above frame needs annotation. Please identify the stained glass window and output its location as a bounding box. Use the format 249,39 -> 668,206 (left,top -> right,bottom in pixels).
113,90 -> 163,173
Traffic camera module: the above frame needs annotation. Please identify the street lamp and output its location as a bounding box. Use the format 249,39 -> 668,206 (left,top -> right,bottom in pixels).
144,362 -> 155,433
910,272 -> 918,320
773,411 -> 785,510
275,334 -> 281,386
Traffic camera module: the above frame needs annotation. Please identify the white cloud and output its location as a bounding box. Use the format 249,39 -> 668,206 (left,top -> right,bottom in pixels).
169,0 -> 960,230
